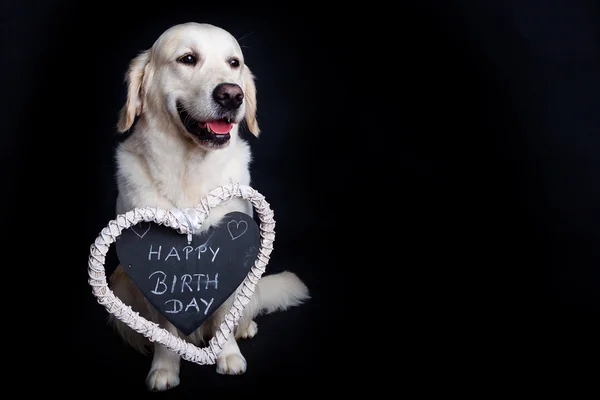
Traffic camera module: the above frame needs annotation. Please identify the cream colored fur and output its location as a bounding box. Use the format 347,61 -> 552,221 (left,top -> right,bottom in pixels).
108,22 -> 309,392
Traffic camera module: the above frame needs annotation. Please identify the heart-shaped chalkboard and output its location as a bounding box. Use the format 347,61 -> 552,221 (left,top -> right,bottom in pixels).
115,211 -> 259,336
88,184 -> 275,365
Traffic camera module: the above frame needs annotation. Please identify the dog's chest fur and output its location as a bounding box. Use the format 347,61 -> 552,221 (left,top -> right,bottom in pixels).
114,124 -> 252,217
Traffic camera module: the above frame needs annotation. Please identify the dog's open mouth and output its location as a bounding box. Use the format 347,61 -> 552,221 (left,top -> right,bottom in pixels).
176,102 -> 232,146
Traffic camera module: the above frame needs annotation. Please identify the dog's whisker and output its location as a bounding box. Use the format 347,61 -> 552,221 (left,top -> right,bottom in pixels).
184,114 -> 196,126
236,31 -> 256,42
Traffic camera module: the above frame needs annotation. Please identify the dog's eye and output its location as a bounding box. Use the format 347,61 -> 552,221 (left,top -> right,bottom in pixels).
178,54 -> 197,65
229,58 -> 240,68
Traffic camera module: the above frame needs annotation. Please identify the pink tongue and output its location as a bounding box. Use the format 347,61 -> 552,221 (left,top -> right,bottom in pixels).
207,121 -> 233,134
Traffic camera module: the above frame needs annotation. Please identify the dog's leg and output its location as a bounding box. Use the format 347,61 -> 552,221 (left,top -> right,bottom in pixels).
146,337 -> 181,391
216,331 -> 247,375
237,320 -> 258,339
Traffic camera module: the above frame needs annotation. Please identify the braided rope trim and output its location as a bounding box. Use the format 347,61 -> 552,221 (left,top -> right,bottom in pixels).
87,184 -> 275,365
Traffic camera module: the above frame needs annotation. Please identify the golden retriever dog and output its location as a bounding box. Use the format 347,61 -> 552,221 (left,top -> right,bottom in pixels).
108,22 -> 309,391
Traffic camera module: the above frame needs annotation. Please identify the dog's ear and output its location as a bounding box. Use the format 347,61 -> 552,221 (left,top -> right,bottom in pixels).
242,65 -> 260,137
117,50 -> 150,133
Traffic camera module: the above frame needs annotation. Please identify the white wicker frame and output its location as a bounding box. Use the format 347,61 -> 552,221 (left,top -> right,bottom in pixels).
87,184 -> 274,365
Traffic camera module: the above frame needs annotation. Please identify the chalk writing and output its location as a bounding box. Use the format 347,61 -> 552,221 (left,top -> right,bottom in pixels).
149,271 -> 219,294
164,297 -> 214,315
227,220 -> 248,240
149,271 -> 218,315
148,245 -> 220,262
116,211 -> 260,335
131,222 -> 151,239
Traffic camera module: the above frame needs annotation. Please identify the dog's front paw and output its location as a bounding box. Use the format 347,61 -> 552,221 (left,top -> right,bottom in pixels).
146,368 -> 180,391
216,353 -> 247,375
238,320 -> 258,339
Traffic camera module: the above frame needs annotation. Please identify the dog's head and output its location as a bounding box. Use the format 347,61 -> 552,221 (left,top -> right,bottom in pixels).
117,22 -> 259,150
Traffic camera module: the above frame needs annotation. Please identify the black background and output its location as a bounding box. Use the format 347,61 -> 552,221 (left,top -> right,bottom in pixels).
3,0 -> 599,395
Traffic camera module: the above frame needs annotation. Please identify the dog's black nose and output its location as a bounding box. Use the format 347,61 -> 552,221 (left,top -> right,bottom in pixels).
212,83 -> 244,110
